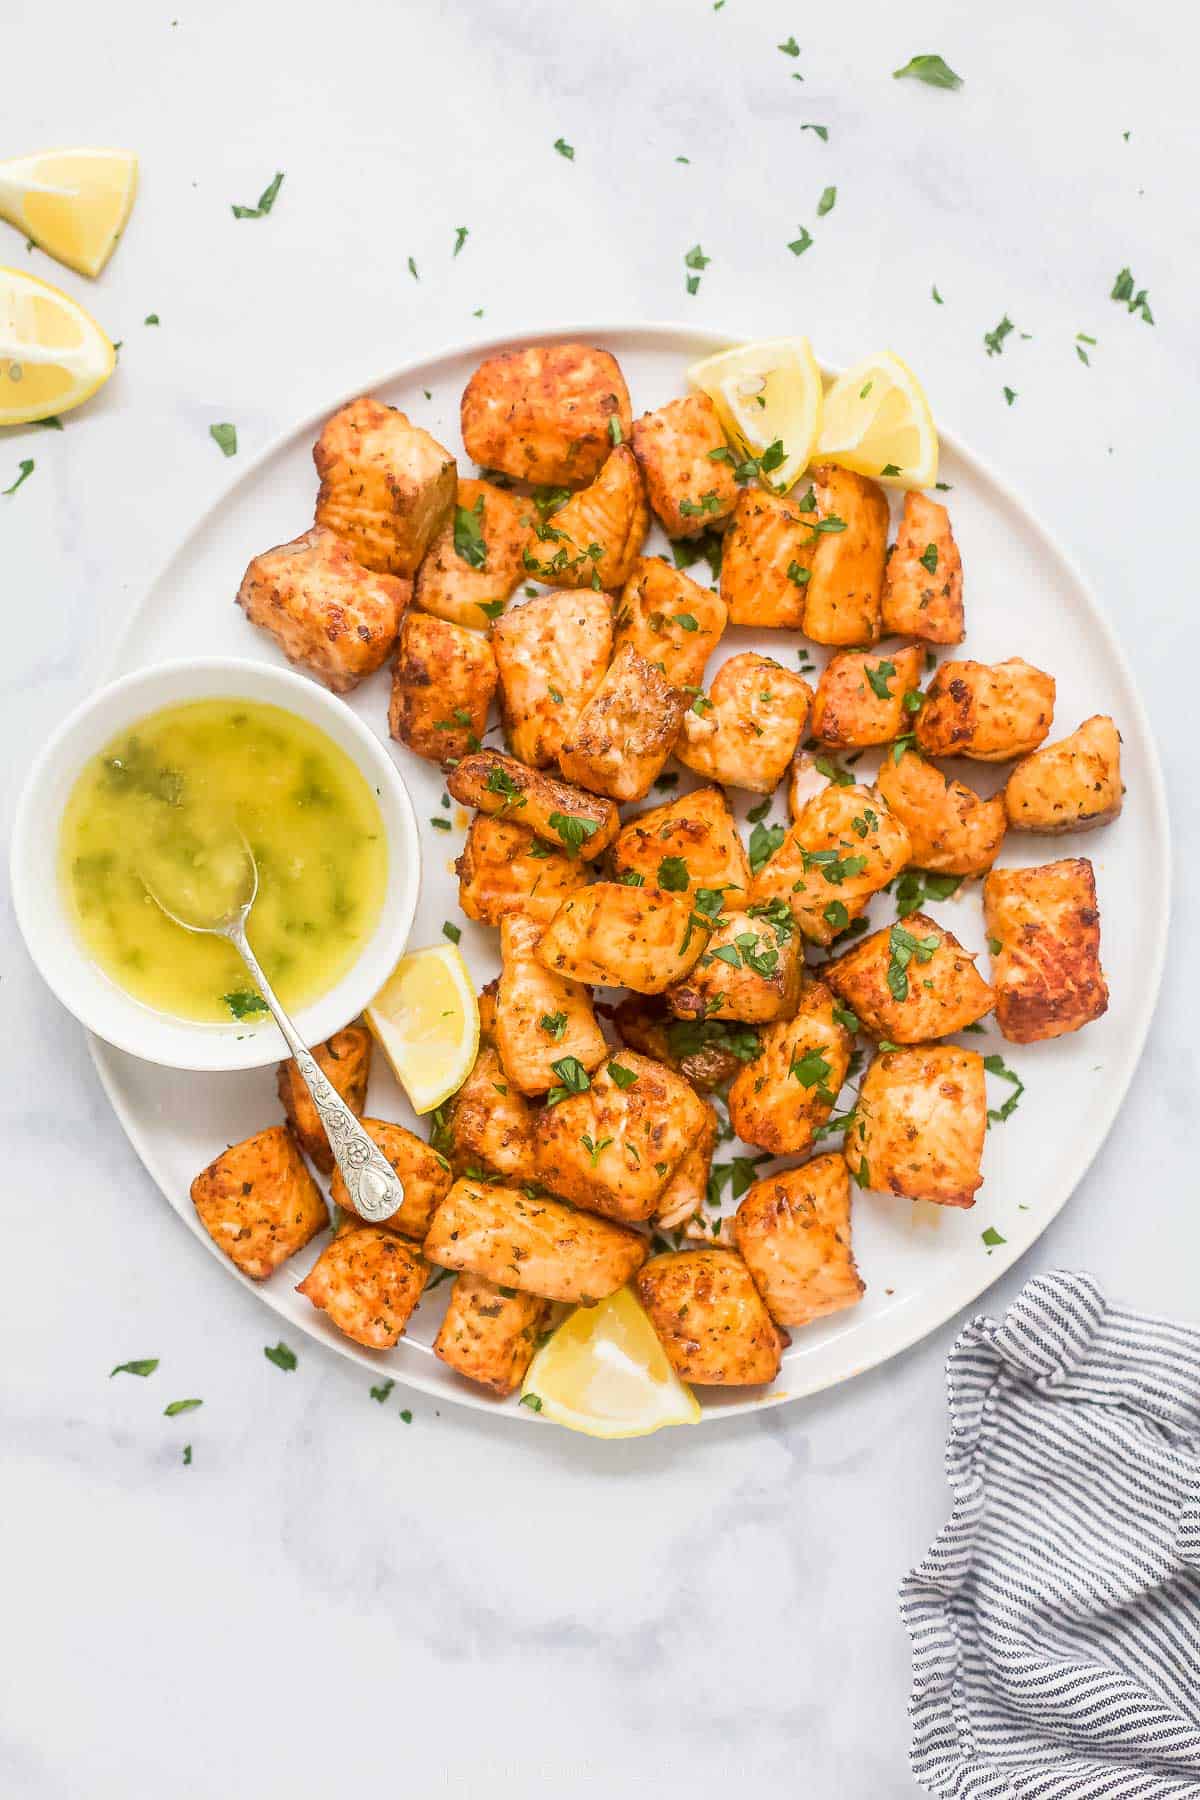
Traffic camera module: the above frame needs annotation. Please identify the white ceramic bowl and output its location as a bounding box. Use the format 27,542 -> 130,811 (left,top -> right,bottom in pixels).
10,657 -> 421,1071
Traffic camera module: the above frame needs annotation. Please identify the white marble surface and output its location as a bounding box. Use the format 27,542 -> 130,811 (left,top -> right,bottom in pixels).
1,2 -> 1191,1793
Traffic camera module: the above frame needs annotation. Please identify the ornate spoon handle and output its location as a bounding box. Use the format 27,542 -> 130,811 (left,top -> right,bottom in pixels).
228,921 -> 405,1224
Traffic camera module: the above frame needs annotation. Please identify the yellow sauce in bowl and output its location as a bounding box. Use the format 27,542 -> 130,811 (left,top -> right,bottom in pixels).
59,698 -> 388,1024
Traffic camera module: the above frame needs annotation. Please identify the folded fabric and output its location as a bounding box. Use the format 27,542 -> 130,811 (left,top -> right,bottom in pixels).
900,1270 -> 1200,1798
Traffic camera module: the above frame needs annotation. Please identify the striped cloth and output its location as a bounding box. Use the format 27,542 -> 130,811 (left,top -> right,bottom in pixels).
900,1271 -> 1200,1798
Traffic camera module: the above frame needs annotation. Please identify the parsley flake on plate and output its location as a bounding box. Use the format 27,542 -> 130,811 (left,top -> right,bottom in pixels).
110,1358 -> 159,1378
817,185 -> 837,216
3,458 -> 34,495
892,53 -> 963,89
554,137 -> 575,160
209,422 -> 238,457
264,1341 -> 297,1371
454,493 -> 487,568
231,171 -> 284,219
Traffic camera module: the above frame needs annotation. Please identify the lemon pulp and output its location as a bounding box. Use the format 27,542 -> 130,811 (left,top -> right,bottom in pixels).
522,1285 -> 701,1437
366,944 -> 479,1115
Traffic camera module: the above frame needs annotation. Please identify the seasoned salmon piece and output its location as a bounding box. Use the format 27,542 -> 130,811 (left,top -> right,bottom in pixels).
881,491 -> 965,643
387,610 -> 497,764
666,904 -> 804,1024
494,912 -> 608,1094
654,1101 -> 720,1230
811,644 -> 924,749
734,1154 -> 864,1328
611,784 -> 750,899
535,883 -> 707,994
825,911 -> 993,1043
412,477 -> 528,630
236,525 -> 409,695
676,653 -> 813,794
521,444 -> 648,591
446,1043 -> 539,1182
447,750 -> 619,860
191,1125 -> 328,1281
423,1179 -> 647,1302
491,588 -> 612,768
637,1250 -> 787,1385
983,858 -> 1108,1042
630,392 -> 739,537
850,1045 -> 987,1207
719,486 -> 815,629
558,644 -> 686,803
727,980 -> 852,1156
1003,715 -> 1123,834
534,1051 -> 711,1222
460,342 -> 632,488
329,1118 -> 452,1240
801,464 -> 889,645
276,1022 -> 371,1176
748,783 -> 910,945
915,658 -> 1056,761
297,1225 -> 427,1348
611,996 -> 757,1092
434,1274 -> 548,1396
314,396 -> 456,576
456,813 -> 588,926
613,557 -> 727,689
876,749 -> 1006,876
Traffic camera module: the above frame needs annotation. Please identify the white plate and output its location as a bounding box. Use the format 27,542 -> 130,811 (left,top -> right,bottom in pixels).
88,323 -> 1170,1424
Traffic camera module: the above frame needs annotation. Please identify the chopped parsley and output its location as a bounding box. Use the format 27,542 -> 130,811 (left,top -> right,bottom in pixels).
485,764 -> 527,810
886,922 -> 940,1001
442,921 -> 461,945
163,1398 -> 203,1417
801,123 -> 828,140
548,810 -> 600,856
264,1341 -> 297,1371
778,35 -> 800,55
1111,266 -> 1153,324
1003,386 -> 1018,406
788,226 -> 814,257
832,1005 -> 859,1034
665,1017 -> 760,1065
545,1056 -> 591,1105
407,256 -> 420,281
580,1133 -> 613,1167
892,53 -> 963,89
110,1358 -> 159,1378
981,1225 -> 1007,1248
538,1011 -> 568,1041
209,422 -> 238,457
607,1061 -> 638,1090
657,855 -> 690,891
453,226 -> 469,256
223,990 -> 268,1020
3,458 -> 35,495
984,315 -> 1014,358
554,138 -> 575,160
454,494 -> 487,567
823,900 -> 850,932
919,543 -> 939,575
684,242 -> 710,295
816,185 -> 837,217
520,1392 -> 544,1412
748,820 -> 787,875
231,170 -> 284,218
789,1048 -> 832,1089
866,659 -> 897,701
984,1054 -> 1025,1126
894,869 -> 962,917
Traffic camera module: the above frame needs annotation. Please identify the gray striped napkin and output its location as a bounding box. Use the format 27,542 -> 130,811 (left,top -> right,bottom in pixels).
900,1271 -> 1200,1798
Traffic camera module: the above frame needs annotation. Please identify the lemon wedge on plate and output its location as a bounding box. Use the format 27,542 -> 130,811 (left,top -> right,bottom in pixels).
816,350 -> 938,488
0,268 -> 115,425
687,335 -> 822,493
365,942 -> 479,1115
0,148 -> 137,278
521,1285 -> 701,1437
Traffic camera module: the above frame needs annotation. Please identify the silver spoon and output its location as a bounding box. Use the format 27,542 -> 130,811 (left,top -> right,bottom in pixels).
142,834 -> 404,1225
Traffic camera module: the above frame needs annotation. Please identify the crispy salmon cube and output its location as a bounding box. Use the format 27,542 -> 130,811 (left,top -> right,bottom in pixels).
296,1225 -> 426,1348
881,491 -> 965,643
236,525 -> 409,695
611,784 -> 750,898
558,643 -> 686,802
314,396 -> 456,576
654,1100 -> 719,1229
826,911 -> 993,1043
876,749 -> 1007,876
447,1043 -> 539,1182
727,980 -> 852,1155
447,750 -> 619,859
983,858 -> 1108,1042
811,644 -> 925,749
676,652 -> 813,794
734,1154 -> 864,1328
535,883 -> 707,994
276,1022 -> 371,1176
460,342 -> 632,488
521,444 -> 648,591
1003,715 -> 1123,834
534,1051 -> 710,1222
611,996 -> 756,1092
915,658 -> 1056,762
412,477 -> 528,630
423,1179 -> 647,1302
719,486 -> 814,629
387,610 -> 496,764
636,1249 -> 786,1385
613,557 -> 727,689
851,1045 -> 986,1207
494,912 -> 608,1094
491,588 -> 612,768
329,1118 -> 452,1240
456,813 -> 588,926
630,393 -> 739,537
748,784 -> 910,945
434,1274 -> 548,1396
799,465 -> 889,646
191,1125 -> 328,1281
666,904 -> 804,1024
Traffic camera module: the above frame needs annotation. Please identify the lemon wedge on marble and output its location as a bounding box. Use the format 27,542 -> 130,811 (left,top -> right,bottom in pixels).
0,148 -> 137,278
688,335 -> 822,492
0,267 -> 115,425
365,942 -> 478,1115
521,1285 -> 701,1437
816,350 -> 938,488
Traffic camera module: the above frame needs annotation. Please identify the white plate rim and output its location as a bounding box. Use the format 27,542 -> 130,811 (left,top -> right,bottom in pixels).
85,319 -> 1172,1427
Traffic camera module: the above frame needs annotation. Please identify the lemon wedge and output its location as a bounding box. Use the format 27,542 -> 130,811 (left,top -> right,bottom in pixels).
521,1285 -> 701,1437
815,350 -> 938,488
365,942 -> 479,1115
0,149 -> 137,278
0,268 -> 115,426
687,335 -> 822,493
